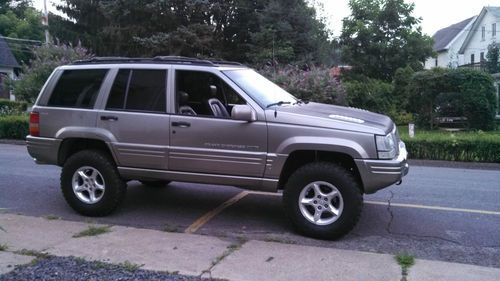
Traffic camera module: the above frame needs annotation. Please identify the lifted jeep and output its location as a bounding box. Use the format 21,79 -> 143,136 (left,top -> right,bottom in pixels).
27,56 -> 408,239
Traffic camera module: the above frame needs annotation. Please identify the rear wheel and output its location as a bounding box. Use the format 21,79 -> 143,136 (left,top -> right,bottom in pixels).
61,150 -> 126,216
283,162 -> 363,240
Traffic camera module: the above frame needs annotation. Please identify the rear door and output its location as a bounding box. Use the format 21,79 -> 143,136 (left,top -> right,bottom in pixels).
97,67 -> 170,170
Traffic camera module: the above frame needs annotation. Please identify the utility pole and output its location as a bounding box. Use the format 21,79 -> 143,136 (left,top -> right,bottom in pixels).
42,0 -> 50,44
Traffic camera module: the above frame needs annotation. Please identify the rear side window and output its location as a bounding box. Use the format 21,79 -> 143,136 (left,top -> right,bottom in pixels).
48,69 -> 108,108
106,69 -> 167,113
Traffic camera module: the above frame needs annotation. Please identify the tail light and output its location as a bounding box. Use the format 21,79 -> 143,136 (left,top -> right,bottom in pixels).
29,111 -> 40,137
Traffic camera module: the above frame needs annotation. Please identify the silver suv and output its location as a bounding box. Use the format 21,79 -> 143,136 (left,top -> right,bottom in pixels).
27,57 -> 408,239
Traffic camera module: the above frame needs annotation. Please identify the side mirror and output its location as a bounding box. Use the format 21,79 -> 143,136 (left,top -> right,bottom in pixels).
231,104 -> 256,122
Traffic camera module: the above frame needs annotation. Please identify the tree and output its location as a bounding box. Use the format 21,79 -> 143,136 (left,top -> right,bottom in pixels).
12,43 -> 91,103
486,42 -> 499,74
340,0 -> 433,81
0,0 -> 44,63
52,0 -> 333,64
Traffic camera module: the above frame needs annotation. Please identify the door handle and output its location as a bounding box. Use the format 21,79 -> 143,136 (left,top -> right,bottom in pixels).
172,121 -> 191,128
100,115 -> 118,121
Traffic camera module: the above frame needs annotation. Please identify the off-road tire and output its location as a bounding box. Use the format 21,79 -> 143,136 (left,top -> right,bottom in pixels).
283,162 -> 363,240
61,150 -> 126,216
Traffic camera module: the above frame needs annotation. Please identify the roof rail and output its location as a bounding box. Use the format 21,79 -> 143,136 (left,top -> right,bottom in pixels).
72,56 -> 245,67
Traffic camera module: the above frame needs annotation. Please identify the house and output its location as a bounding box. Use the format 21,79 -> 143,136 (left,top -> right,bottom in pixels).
426,6 -> 500,118
424,17 -> 476,69
458,6 -> 500,67
0,35 -> 20,100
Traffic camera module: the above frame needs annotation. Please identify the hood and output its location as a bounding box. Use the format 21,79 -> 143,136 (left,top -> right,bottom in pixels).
267,102 -> 394,135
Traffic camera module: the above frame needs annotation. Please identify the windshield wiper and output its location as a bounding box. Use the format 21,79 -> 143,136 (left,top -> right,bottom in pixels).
294,99 -> 309,105
266,101 -> 292,108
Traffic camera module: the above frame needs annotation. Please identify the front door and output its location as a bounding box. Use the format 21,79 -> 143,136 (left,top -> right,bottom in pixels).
169,69 -> 267,177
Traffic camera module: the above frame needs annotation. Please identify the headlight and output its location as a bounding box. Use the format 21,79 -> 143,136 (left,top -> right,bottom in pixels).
376,133 -> 397,159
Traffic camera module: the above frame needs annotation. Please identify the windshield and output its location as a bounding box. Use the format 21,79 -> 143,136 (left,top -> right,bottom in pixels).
223,69 -> 297,108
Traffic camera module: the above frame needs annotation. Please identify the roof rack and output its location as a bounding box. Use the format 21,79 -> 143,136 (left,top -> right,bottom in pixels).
72,56 -> 245,67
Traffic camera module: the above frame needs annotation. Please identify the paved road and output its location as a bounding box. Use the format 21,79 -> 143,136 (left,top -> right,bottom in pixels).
1,143 -> 499,267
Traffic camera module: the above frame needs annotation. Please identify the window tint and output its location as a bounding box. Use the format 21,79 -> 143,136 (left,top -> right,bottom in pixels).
48,69 -> 108,108
106,69 -> 166,113
106,69 -> 130,110
126,70 -> 166,112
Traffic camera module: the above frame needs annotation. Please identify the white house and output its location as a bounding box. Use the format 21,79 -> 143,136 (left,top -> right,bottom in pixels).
0,36 -> 19,101
424,17 -> 476,69
458,6 -> 500,66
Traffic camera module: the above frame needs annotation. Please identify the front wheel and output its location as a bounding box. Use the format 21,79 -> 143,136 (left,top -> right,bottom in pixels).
61,150 -> 126,216
283,162 -> 363,240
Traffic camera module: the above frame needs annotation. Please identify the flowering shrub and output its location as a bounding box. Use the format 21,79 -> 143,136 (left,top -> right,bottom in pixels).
258,65 -> 348,106
12,44 -> 92,103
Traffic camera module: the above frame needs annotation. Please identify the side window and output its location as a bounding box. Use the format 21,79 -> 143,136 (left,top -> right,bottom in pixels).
176,70 -> 246,118
106,69 -> 167,113
48,69 -> 108,108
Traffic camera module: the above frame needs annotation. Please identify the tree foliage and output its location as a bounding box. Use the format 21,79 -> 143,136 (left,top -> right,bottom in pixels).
51,0 -> 332,64
0,0 -> 44,63
259,65 -> 347,105
486,42 -> 500,74
408,68 -> 497,131
340,0 -> 433,81
12,43 -> 91,103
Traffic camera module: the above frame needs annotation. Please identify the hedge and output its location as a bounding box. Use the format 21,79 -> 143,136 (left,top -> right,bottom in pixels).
0,115 -> 29,140
400,129 -> 500,163
0,100 -> 28,114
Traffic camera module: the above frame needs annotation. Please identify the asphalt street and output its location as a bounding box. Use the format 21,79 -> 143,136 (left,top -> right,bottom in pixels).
1,143 -> 499,267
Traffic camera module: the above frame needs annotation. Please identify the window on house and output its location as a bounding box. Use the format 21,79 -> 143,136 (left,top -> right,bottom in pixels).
482,26 -> 485,40
493,23 -> 497,37
471,54 -> 475,64
435,58 -> 438,67
106,69 -> 167,113
480,52 -> 485,62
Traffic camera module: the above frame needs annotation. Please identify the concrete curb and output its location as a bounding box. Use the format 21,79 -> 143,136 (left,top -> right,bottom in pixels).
1,213 -> 499,280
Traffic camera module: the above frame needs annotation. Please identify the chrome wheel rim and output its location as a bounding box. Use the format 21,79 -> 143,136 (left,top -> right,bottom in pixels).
298,181 -> 344,226
72,166 -> 105,204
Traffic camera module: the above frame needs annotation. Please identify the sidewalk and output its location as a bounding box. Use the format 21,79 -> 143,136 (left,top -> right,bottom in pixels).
1,213 -> 499,281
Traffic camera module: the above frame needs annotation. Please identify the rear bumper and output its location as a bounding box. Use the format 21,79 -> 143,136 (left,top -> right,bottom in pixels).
355,141 -> 409,194
26,136 -> 61,165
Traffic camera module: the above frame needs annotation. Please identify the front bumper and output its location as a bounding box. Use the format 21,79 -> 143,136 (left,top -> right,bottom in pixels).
355,141 -> 409,194
26,136 -> 61,165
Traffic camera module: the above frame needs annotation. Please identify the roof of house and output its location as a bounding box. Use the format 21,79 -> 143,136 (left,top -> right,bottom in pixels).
0,36 -> 20,68
459,6 -> 500,54
432,17 -> 476,52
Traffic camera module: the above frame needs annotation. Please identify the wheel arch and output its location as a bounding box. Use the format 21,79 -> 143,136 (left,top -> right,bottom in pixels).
278,150 -> 364,193
58,138 -> 116,167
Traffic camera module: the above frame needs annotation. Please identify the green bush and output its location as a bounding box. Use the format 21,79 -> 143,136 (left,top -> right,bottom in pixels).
408,68 -> 497,130
399,128 -> 500,163
12,43 -> 92,103
0,100 -> 28,116
258,65 -> 348,105
344,78 -> 396,116
0,115 -> 29,140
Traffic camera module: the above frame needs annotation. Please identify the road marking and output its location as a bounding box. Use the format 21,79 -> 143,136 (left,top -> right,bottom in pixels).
184,191 -> 250,234
365,201 -> 500,216
247,191 -> 500,216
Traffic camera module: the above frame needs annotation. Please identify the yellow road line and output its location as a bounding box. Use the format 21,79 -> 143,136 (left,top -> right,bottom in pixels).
184,191 -> 249,234
365,200 -> 500,216
247,191 -> 500,216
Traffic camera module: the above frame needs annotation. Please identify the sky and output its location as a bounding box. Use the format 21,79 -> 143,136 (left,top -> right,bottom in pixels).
33,0 -> 500,36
